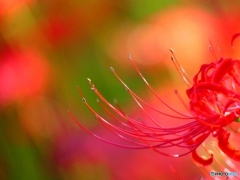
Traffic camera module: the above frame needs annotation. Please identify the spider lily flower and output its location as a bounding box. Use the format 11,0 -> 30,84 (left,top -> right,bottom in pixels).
70,35 -> 240,167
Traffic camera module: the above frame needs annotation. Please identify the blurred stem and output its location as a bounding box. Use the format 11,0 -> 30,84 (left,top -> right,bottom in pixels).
0,106 -> 52,180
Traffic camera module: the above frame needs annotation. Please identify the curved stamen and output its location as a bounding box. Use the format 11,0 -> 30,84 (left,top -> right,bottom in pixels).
169,49 -> 193,86
110,66 -> 194,119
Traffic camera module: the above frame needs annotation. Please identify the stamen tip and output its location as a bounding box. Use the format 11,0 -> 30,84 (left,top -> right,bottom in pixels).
128,54 -> 132,60
87,78 -> 91,82
110,67 -> 114,71
82,97 -> 87,103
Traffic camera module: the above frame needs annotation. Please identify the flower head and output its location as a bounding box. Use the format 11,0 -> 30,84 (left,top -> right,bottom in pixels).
187,58 -> 240,118
70,35 -> 240,167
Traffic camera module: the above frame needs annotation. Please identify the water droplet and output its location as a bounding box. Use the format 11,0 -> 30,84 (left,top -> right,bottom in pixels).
212,131 -> 218,137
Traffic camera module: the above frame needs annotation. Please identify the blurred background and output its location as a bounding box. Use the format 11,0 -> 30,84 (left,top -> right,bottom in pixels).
1,0 -> 240,179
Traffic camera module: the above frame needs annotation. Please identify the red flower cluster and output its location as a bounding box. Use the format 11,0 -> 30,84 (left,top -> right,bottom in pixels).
71,35 -> 240,166
186,57 -> 240,163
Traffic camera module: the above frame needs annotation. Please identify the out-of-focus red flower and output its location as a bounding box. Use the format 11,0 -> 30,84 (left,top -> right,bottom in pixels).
52,129 -> 106,168
0,47 -> 50,105
218,15 -> 240,59
52,127 -> 112,179
179,0 -> 240,59
39,0 -> 126,47
108,6 -> 222,75
180,0 -> 240,15
0,0 -> 34,18
41,13 -> 80,46
53,116 -> 202,179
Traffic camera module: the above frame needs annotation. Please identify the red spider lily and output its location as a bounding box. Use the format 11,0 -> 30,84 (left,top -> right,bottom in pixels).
70,35 -> 240,167
40,0 -> 125,47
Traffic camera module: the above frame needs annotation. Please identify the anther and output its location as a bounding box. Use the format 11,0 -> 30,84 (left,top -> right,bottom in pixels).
110,67 -> 114,71
87,78 -> 91,82
128,54 -> 132,60
82,97 -> 87,103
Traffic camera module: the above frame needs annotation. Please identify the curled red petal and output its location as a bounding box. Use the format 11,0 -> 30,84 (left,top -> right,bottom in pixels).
212,58 -> 233,83
231,33 -> 240,48
218,129 -> 240,161
191,150 -> 213,166
185,134 -> 213,166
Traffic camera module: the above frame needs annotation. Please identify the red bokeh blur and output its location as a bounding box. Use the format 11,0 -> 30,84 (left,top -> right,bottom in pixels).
0,46 -> 50,105
108,6 -> 224,76
0,0 -> 34,18
39,0 -> 126,47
